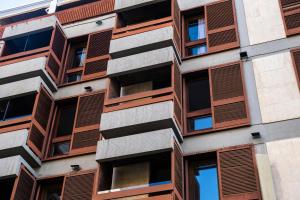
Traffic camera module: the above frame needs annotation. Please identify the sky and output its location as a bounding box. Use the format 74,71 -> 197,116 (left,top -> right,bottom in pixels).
0,0 -> 46,11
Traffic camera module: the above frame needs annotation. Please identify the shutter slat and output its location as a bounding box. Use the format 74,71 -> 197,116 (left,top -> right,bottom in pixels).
205,0 -> 239,52
210,62 -> 249,129
291,49 -> 300,90
11,167 -> 35,200
217,146 -> 261,199
172,0 -> 181,54
279,0 -> 300,36
173,142 -> 183,199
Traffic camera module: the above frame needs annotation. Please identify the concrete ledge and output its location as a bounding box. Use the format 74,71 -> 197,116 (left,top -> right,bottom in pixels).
114,0 -> 162,11
2,15 -> 58,39
0,156 -> 36,179
100,101 -> 181,141
0,130 -> 41,168
96,128 -> 175,162
107,47 -> 175,76
110,26 -> 175,58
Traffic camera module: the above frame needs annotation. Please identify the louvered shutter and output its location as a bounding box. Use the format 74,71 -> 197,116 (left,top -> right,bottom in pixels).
205,0 -> 239,52
173,142 -> 183,200
0,26 -> 4,39
279,0 -> 300,36
62,171 -> 95,200
210,62 -> 249,129
217,145 -> 261,200
11,166 -> 36,200
291,49 -> 300,89
47,24 -> 67,83
70,92 -> 104,153
28,86 -> 53,158
173,60 -> 182,129
172,0 -> 181,54
83,30 -> 112,80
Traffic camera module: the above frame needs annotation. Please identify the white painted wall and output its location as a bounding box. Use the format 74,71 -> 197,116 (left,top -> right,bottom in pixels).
267,137 -> 300,200
243,0 -> 286,45
253,52 -> 300,123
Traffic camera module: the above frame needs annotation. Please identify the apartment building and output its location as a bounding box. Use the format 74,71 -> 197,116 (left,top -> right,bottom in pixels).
0,0 -> 299,199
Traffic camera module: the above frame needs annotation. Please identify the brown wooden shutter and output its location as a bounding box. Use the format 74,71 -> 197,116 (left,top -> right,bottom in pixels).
172,0 -> 181,54
28,86 -> 53,158
61,171 -> 95,200
291,49 -> 300,90
70,92 -> 104,153
11,166 -> 36,200
279,0 -> 300,36
173,60 -> 182,129
0,26 -> 4,39
209,62 -> 249,129
47,24 -> 67,83
173,142 -> 183,200
83,30 -> 112,80
205,0 -> 239,53
217,145 -> 261,200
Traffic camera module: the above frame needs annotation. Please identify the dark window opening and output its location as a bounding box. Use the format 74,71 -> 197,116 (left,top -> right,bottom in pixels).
0,177 -> 15,200
0,93 -> 36,121
73,47 -> 86,67
2,29 -> 52,56
187,153 -> 219,200
108,65 -> 171,99
99,153 -> 171,192
36,177 -> 64,200
116,0 -> 171,28
0,9 -> 47,26
66,72 -> 82,83
51,141 -> 71,157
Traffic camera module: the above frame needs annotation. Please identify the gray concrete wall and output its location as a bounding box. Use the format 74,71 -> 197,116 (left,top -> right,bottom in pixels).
96,128 -> 175,162
0,156 -> 36,179
63,13 -> 116,38
114,0 -> 161,11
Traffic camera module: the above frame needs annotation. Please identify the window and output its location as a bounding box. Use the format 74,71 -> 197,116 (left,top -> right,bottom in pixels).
2,30 -> 52,56
73,47 -> 86,67
0,177 -> 15,200
0,93 -> 35,121
35,177 -> 64,200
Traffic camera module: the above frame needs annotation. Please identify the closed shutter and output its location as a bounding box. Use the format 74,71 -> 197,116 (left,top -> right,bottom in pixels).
47,24 -> 67,83
205,0 -> 239,52
279,0 -> 300,36
217,145 -> 261,200
11,166 -> 36,200
83,30 -> 112,80
62,171 -> 95,200
173,60 -> 182,129
209,62 -> 249,129
172,0 -> 181,54
28,86 -> 53,158
173,142 -> 183,199
70,92 -> 104,153
291,49 -> 300,89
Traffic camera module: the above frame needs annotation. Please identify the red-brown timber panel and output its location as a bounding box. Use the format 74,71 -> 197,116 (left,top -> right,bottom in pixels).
279,0 -> 300,36
173,142 -> 183,199
291,49 -> 300,89
210,62 -> 249,129
61,171 -> 95,200
56,0 -> 115,25
11,166 -> 36,200
83,30 -> 112,80
280,0 -> 300,7
28,86 -> 53,158
71,129 -> 100,150
172,0 -> 181,54
205,0 -> 239,52
217,146 -> 261,200
0,26 -> 4,39
174,59 -> 182,103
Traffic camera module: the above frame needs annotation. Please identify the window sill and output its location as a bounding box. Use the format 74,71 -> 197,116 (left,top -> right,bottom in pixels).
43,149 -> 96,162
57,75 -> 107,88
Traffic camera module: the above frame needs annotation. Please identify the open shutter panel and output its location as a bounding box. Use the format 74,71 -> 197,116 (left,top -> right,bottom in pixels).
172,0 -> 181,54
210,62 -> 249,129
205,0 -> 239,52
62,171 -> 95,200
173,142 -> 183,200
11,166 -> 36,200
291,49 -> 300,90
279,0 -> 300,36
28,86 -> 53,158
70,92 -> 104,153
83,30 -> 112,80
173,59 -> 182,129
47,24 -> 67,83
217,146 -> 261,200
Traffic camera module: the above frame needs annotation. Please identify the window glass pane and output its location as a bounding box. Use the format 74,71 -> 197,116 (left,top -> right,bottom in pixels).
190,116 -> 213,131
67,73 -> 82,83
51,142 -> 70,157
0,100 -> 8,121
187,44 -> 207,56
195,165 -> 219,200
188,18 -> 206,41
3,35 -> 28,55
5,94 -> 35,120
73,47 -> 86,67
25,30 -> 52,51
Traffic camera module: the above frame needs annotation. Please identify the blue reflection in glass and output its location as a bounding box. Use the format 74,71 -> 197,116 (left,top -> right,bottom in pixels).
193,116 -> 212,131
189,45 -> 207,56
188,18 -> 206,41
195,165 -> 219,200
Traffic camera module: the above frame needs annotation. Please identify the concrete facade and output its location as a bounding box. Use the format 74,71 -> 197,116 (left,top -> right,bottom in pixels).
0,156 -> 35,179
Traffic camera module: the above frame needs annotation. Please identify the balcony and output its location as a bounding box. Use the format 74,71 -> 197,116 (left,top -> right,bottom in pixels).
113,0 -> 181,54
95,130 -> 183,200
0,15 -> 67,84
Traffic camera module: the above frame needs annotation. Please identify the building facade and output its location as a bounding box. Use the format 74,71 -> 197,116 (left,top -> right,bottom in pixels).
0,0 -> 299,199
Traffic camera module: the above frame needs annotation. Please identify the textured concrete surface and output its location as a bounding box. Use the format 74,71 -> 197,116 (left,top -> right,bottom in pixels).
2,15 -> 57,39
178,0 -> 216,10
96,128 -> 175,162
63,14 -> 116,38
0,156 -> 36,178
114,0 -> 159,11
107,47 -> 175,76
253,51 -> 300,123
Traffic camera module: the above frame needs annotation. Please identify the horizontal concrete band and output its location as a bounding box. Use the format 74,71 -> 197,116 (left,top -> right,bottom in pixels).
96,128 -> 175,162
